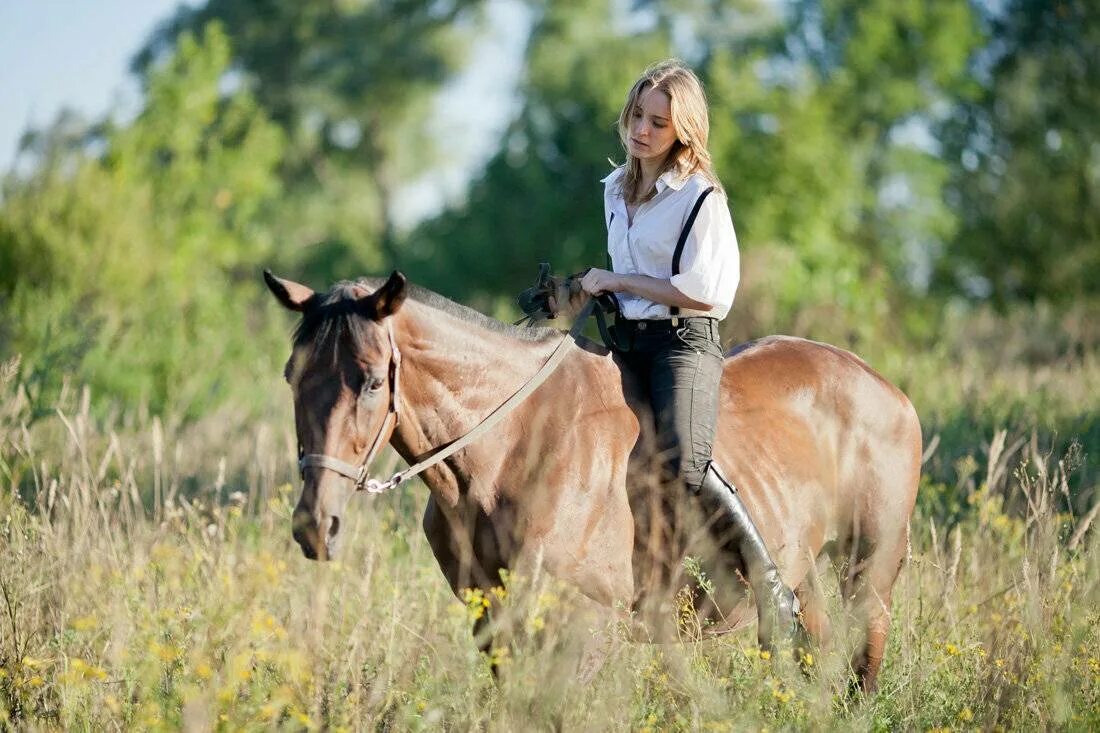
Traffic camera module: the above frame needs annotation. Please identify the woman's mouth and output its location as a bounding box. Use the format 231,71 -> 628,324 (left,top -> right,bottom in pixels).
631,137 -> 647,148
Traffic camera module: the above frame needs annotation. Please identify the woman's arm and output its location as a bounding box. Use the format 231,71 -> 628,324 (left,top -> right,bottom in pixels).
579,269 -> 713,311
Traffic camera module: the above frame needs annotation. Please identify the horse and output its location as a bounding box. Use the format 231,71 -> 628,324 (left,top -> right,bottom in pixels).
263,269 -> 921,693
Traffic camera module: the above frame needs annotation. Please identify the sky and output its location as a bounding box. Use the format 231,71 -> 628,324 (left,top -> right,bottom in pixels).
0,0 -> 527,224
0,0 -> 187,173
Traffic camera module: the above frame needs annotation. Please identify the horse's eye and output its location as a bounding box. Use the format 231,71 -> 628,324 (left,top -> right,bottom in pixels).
366,376 -> 386,394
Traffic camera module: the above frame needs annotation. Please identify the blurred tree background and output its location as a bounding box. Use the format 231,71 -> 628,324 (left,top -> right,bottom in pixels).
1,0 -> 1097,425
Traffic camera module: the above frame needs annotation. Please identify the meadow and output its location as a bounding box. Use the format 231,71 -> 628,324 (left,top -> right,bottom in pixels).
0,304 -> 1097,732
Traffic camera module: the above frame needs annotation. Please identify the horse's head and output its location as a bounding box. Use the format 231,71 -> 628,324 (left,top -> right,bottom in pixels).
264,269 -> 408,560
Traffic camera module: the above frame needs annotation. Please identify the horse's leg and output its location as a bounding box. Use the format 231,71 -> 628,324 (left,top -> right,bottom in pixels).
422,496 -> 509,663
844,531 -> 907,694
794,553 -> 833,651
571,594 -> 623,684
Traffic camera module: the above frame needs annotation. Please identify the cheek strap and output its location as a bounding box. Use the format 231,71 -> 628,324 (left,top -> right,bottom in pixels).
297,319 -> 402,493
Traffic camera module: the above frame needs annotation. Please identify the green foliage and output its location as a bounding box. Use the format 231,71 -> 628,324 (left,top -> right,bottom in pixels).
0,24 -> 286,416
405,0 -> 670,309
405,0 -> 985,342
938,0 -> 1100,304
4,0 -> 1098,421
134,0 -> 489,280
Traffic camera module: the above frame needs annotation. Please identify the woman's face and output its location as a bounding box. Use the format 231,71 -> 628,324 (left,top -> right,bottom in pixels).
627,86 -> 677,167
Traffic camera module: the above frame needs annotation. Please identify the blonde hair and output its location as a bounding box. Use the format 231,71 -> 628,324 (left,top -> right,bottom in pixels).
616,59 -> 722,203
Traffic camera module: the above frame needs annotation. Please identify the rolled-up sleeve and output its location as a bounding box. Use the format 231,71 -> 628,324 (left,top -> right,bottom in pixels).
669,193 -> 740,312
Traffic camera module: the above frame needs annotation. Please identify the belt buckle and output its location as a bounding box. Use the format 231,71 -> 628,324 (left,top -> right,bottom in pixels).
637,321 -> 647,331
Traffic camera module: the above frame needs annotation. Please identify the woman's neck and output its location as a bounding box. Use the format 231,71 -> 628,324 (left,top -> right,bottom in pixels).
637,159 -> 662,199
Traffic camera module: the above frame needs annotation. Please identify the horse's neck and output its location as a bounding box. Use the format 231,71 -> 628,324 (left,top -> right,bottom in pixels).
389,301 -> 561,491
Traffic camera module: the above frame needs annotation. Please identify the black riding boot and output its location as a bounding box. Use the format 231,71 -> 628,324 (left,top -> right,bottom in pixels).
694,462 -> 799,650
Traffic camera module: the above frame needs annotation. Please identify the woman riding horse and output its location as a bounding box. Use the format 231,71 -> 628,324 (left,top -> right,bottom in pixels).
578,60 -> 798,647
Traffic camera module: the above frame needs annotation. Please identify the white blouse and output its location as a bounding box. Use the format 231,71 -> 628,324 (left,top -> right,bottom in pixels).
602,166 -> 740,321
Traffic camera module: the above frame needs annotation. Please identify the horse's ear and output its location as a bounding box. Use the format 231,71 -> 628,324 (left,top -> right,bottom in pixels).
264,270 -> 316,312
370,270 -> 408,319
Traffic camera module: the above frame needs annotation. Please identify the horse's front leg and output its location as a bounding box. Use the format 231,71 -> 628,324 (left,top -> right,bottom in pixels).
422,495 -> 510,667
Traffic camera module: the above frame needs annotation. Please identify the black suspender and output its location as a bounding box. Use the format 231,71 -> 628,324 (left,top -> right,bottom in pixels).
670,186 -> 715,321
606,212 -> 614,270
606,185 -> 716,323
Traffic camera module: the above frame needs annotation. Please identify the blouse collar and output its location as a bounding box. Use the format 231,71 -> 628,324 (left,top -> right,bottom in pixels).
600,166 -> 689,192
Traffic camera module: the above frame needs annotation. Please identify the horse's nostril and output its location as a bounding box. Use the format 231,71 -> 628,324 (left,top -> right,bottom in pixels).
328,516 -> 340,539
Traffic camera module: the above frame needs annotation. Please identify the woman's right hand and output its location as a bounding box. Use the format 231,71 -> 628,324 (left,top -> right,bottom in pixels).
580,268 -> 623,296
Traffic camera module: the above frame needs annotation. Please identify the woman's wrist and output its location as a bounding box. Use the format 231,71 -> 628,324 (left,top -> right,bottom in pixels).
612,272 -> 634,294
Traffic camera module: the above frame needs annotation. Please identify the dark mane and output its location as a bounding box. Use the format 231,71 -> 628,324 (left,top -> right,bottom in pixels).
292,278 -> 560,357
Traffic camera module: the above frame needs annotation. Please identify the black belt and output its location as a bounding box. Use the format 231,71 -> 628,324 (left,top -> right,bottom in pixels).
619,317 -> 718,334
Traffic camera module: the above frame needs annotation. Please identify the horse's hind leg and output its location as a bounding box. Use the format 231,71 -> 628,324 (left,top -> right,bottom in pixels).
795,553 -> 833,651
844,530 -> 907,694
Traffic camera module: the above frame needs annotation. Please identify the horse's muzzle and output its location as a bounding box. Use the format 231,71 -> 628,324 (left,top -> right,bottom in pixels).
292,506 -> 341,560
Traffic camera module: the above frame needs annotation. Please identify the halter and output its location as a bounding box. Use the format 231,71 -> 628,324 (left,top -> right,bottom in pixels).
297,298 -> 598,495
297,318 -> 403,493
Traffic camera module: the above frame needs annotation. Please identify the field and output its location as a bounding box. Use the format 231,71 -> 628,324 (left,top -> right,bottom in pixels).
1,308 -> 1098,731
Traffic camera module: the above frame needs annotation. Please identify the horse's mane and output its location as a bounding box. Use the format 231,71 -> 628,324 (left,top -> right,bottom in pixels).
292,278 -> 559,358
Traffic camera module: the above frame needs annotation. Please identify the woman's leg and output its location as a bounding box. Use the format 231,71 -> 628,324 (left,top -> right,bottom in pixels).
647,318 -> 723,487
649,320 -> 798,650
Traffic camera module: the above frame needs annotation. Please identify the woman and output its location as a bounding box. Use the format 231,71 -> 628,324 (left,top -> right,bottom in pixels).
579,60 -> 797,648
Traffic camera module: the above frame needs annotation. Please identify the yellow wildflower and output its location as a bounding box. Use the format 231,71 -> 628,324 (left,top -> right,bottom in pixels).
69,658 -> 107,681
70,615 -> 99,632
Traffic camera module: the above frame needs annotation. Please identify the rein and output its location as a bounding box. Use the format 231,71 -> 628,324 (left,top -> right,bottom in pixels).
298,297 -> 599,495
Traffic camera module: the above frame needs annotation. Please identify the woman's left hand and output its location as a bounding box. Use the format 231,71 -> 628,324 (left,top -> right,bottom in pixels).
580,268 -> 626,296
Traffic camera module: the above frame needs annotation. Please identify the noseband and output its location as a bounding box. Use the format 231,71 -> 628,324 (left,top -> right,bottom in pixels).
297,298 -> 599,495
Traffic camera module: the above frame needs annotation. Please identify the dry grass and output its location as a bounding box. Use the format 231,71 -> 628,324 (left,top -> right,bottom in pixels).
0,343 -> 1097,731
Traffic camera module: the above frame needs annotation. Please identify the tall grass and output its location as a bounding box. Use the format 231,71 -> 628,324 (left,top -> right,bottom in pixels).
0,318 -> 1097,730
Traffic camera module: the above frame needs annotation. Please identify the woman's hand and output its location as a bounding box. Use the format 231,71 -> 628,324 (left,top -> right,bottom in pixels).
580,268 -> 624,296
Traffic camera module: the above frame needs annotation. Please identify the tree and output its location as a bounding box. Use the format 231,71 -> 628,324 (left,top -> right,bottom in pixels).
404,0 -> 669,312
0,25 -> 286,415
134,0 -> 489,283
406,0 -> 981,343
937,0 -> 1100,304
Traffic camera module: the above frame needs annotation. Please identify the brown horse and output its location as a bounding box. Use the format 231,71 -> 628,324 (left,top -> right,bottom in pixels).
264,270 -> 921,693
